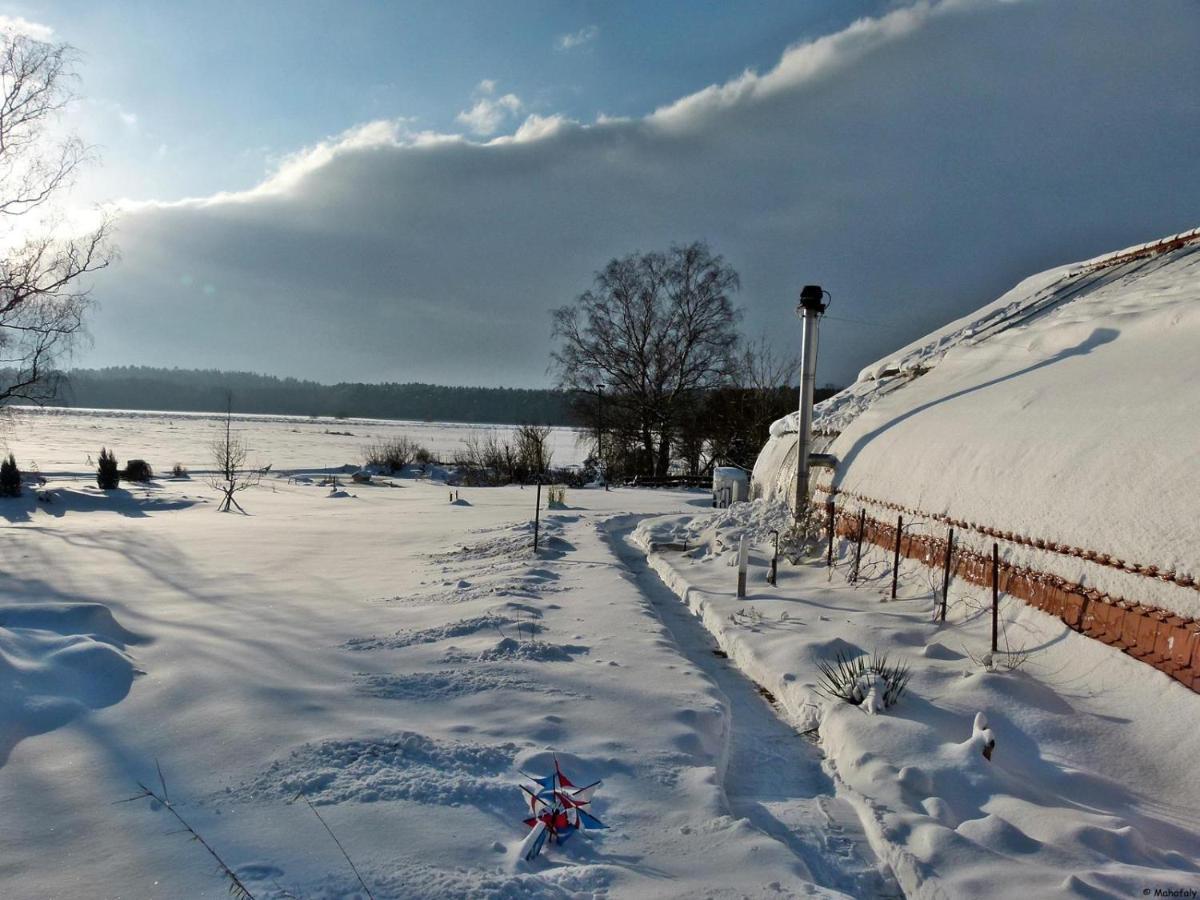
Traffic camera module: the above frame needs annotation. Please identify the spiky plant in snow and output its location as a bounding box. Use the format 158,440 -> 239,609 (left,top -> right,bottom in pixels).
815,651 -> 911,712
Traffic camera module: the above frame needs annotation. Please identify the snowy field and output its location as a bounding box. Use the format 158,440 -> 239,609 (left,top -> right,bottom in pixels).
2,406 -> 588,474
2,404 -> 1198,899
0,448 -> 893,899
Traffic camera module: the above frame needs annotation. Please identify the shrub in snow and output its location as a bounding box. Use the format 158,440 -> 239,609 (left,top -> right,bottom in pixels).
121,459 -> 153,482
97,448 -> 119,489
0,453 -> 20,497
362,436 -> 422,473
816,651 -> 911,713
171,462 -> 189,478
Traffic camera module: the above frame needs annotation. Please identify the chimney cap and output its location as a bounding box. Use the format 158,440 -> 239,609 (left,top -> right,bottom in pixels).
798,284 -> 827,314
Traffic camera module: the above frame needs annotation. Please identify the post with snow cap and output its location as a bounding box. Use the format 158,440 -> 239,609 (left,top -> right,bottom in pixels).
794,284 -> 829,522
736,534 -> 749,598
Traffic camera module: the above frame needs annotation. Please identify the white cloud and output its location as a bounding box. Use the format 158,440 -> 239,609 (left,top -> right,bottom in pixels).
556,24 -> 598,51
455,84 -> 523,136
88,0 -> 1200,388
0,14 -> 53,40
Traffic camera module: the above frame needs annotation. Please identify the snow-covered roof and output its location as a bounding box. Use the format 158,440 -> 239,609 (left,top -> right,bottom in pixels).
757,226 -> 1200,616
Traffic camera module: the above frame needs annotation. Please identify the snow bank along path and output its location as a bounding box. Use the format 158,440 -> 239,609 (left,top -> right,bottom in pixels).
754,226 -> 1200,687
0,466 -> 895,898
635,502 -> 1200,900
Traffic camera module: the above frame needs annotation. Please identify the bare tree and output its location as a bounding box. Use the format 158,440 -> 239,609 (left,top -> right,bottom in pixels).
551,242 -> 741,477
0,33 -> 111,407
515,423 -> 552,477
209,396 -> 260,512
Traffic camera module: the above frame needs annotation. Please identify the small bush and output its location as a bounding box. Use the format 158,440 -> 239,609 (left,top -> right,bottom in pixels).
547,485 -> 566,506
97,448 -> 119,489
362,436 -> 422,473
171,462 -> 189,478
816,651 -> 911,710
414,446 -> 434,465
122,459 -> 154,482
0,453 -> 21,497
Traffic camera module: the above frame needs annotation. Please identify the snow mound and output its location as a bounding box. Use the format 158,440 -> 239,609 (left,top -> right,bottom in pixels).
354,669 -> 575,701
0,602 -> 142,764
345,613 -> 520,651
230,731 -> 519,808
446,637 -> 587,663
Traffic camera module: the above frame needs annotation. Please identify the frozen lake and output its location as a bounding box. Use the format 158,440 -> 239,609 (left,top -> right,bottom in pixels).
1,406 -> 588,474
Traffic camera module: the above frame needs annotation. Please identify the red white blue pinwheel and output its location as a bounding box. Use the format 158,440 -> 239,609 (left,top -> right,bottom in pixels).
518,758 -> 606,860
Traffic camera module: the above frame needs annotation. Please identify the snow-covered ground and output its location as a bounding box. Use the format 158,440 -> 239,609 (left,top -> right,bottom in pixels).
2,406 -> 588,474
636,501 -> 1200,900
0,457 -> 899,899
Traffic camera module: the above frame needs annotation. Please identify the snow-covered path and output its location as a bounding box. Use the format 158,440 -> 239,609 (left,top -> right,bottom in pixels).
0,475 -> 879,899
605,518 -> 899,898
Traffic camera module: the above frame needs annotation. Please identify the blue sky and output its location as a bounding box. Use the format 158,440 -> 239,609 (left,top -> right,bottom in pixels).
4,1 -> 1199,388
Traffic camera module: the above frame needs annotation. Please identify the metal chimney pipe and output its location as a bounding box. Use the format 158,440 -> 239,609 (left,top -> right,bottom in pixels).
794,285 -> 828,522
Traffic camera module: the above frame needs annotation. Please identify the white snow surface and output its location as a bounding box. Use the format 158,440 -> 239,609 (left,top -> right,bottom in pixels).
2,405 -> 589,472
0,457 -> 889,899
756,227 -> 1200,617
635,501 -> 1200,900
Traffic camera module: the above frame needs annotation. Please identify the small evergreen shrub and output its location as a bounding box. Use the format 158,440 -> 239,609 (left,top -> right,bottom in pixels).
97,448 -> 120,489
0,453 -> 21,497
171,462 -> 189,478
122,459 -> 154,482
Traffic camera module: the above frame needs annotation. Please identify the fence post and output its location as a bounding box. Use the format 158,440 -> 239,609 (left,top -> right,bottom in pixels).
851,509 -> 866,583
826,498 -> 836,567
768,529 -> 779,586
940,527 -> 954,621
533,482 -> 542,553
891,515 -> 903,599
737,534 -> 748,598
991,542 -> 999,653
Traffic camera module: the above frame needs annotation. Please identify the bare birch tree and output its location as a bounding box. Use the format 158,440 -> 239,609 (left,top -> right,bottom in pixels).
209,395 -> 260,512
551,242 -> 741,477
0,32 -> 111,406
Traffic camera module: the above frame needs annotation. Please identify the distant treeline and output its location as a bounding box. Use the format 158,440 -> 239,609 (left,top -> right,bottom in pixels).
43,367 -> 574,425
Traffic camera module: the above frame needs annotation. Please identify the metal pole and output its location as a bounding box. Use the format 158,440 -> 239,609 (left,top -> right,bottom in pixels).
851,509 -> 865,583
991,543 -> 999,653
890,514 -> 902,600
533,482 -> 542,553
596,383 -> 607,491
940,528 -> 954,621
793,286 -> 828,522
768,529 -> 779,586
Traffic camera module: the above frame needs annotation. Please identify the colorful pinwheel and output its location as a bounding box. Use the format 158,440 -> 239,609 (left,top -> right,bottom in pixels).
518,758 -> 606,860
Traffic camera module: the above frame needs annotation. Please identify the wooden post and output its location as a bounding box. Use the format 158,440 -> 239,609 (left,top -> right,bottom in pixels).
940,528 -> 954,621
991,542 -> 999,653
736,535 -> 748,598
533,482 -> 542,553
890,515 -> 902,599
851,509 -> 866,583
768,529 -> 779,586
826,498 -> 836,567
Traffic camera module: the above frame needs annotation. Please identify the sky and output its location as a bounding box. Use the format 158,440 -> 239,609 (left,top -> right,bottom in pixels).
5,0 -> 1200,388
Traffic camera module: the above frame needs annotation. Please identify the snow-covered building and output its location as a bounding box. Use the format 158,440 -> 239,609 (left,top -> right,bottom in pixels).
754,227 -> 1200,679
